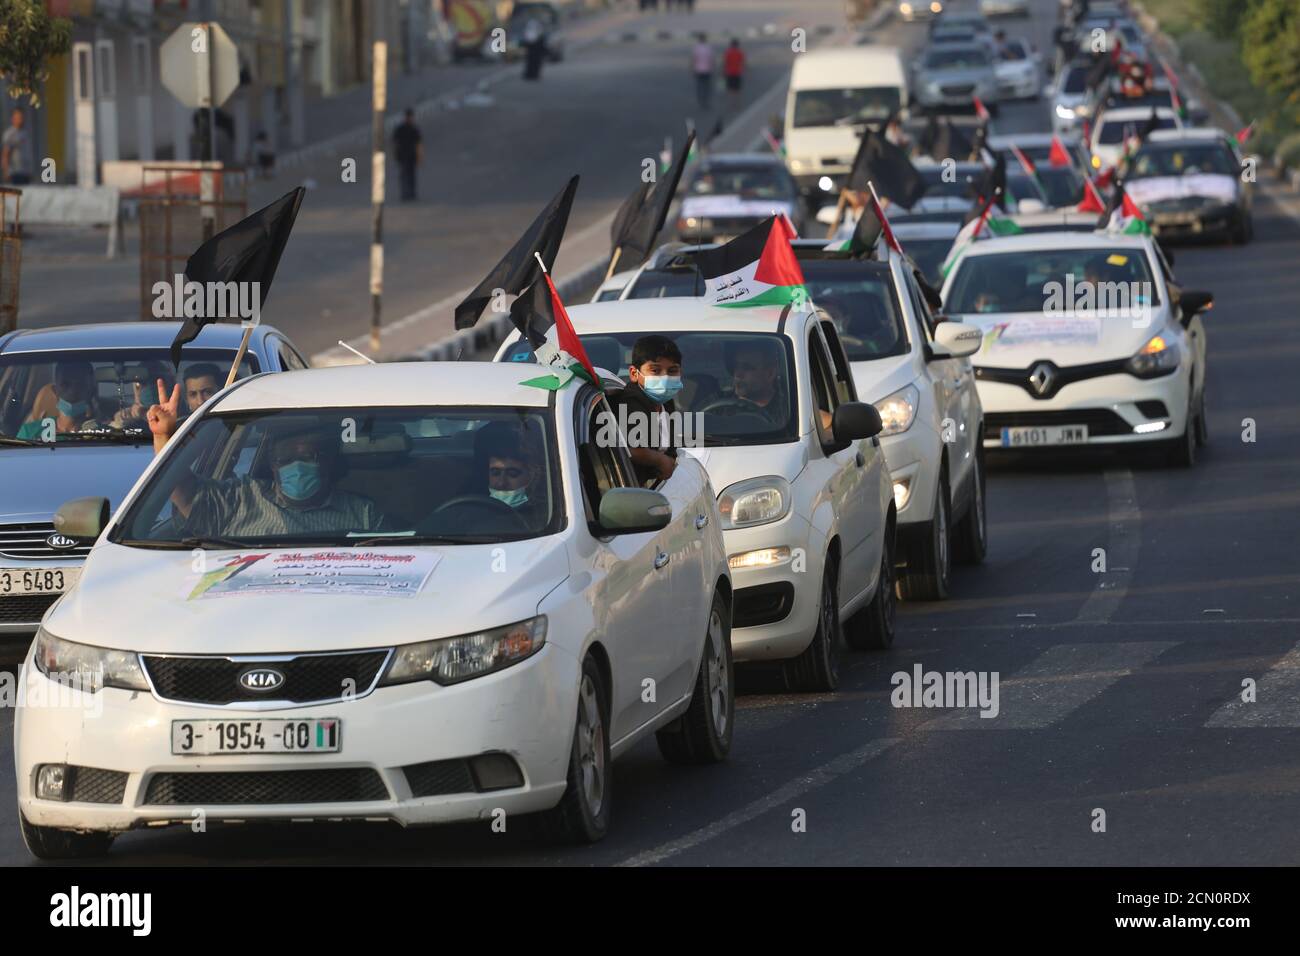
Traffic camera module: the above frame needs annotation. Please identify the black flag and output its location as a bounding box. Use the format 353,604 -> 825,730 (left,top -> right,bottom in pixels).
455,175 -> 579,330
615,130 -> 696,267
610,179 -> 652,255
925,118 -> 976,163
846,127 -> 925,209
968,153 -> 1007,211
170,186 -> 305,368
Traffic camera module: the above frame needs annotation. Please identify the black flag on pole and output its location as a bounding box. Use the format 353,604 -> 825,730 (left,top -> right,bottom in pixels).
846,127 -> 925,209
169,186 -> 306,368
455,175 -> 579,330
614,130 -> 696,267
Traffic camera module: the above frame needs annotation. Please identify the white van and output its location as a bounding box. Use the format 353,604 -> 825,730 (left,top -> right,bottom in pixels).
783,47 -> 909,205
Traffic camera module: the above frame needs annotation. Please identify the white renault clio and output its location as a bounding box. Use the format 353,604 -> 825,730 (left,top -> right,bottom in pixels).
498,300 -> 897,692
15,363 -> 733,858
941,230 -> 1212,466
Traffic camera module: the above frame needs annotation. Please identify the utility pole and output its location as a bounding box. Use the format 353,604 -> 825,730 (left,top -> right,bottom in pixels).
370,8 -> 386,353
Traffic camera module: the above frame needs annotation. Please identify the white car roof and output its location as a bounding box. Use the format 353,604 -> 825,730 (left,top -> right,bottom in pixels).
1098,106 -> 1177,124
1146,127 -> 1228,144
213,362 -> 554,413
955,230 -> 1150,256
892,220 -> 961,239
564,299 -> 806,335
987,132 -> 1082,149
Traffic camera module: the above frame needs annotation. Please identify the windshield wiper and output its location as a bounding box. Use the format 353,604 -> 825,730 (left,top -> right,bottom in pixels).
703,435 -> 746,446
0,435 -> 45,446
346,534 -> 498,547
179,535 -> 255,550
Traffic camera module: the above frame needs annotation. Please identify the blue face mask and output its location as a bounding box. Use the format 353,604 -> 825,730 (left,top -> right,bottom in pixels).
489,487 -> 529,508
57,398 -> 89,419
641,375 -> 684,403
277,460 -> 322,501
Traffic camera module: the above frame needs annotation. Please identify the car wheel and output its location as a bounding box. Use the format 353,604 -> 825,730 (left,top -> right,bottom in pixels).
953,450 -> 988,565
535,657 -> 611,843
1195,387 -> 1209,447
656,591 -> 734,764
783,554 -> 841,692
1160,401 -> 1197,468
898,469 -> 952,601
845,522 -> 897,650
19,811 -> 114,860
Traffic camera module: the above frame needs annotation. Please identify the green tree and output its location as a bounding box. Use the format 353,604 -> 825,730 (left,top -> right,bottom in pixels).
0,0 -> 72,106
1241,0 -> 1300,110
1195,0 -> 1248,37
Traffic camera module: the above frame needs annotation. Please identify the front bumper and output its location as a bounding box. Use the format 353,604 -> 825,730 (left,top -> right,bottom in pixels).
975,369 -> 1190,449
997,72 -> 1038,99
15,644 -> 579,833
723,511 -> 824,664
879,426 -> 942,528
1148,204 -> 1241,241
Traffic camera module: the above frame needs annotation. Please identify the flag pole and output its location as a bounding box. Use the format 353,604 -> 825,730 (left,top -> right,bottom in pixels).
534,251 -> 549,274
225,325 -> 253,388
603,246 -> 623,283
826,188 -> 849,239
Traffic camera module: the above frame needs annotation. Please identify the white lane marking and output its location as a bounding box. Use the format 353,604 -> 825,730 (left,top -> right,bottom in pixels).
617,737 -> 900,867
923,641 -> 1177,729
1074,469 -> 1140,624
1206,642 -> 1300,728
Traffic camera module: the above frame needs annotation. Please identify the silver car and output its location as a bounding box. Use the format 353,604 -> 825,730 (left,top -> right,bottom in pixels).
913,43 -> 999,114
0,322 -> 307,661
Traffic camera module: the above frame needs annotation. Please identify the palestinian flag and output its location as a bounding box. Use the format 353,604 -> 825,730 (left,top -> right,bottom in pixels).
695,215 -> 808,308
762,128 -> 787,157
510,271 -> 599,391
1159,60 -> 1189,120
1049,135 -> 1072,168
1236,121 -> 1255,146
1077,177 -> 1106,213
1101,182 -> 1150,234
973,95 -> 991,123
941,195 -> 1023,278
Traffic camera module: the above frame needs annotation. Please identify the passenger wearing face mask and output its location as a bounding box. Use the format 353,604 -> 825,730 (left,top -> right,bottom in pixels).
146,380 -> 385,537
609,335 -> 682,485
18,361 -> 103,438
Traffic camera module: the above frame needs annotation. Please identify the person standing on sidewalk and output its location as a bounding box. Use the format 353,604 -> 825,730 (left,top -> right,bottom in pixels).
691,34 -> 715,111
723,39 -> 746,114
1,108 -> 31,185
521,17 -> 547,81
393,108 -> 423,202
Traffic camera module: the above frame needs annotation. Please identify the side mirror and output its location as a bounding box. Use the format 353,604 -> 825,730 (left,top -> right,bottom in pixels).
832,402 -> 883,442
930,321 -> 983,358
598,487 -> 672,535
1180,290 -> 1214,316
54,496 -> 110,541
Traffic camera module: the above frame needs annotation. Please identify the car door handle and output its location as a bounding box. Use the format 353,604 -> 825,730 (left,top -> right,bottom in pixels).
855,451 -> 866,467
654,551 -> 670,570
695,514 -> 709,530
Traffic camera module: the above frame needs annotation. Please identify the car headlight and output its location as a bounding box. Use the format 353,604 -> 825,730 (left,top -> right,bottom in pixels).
1076,103 -> 1092,117
718,476 -> 791,529
790,158 -> 807,173
31,627 -> 148,693
380,616 -> 547,686
899,2 -> 912,14
875,383 -> 920,437
1126,333 -> 1181,379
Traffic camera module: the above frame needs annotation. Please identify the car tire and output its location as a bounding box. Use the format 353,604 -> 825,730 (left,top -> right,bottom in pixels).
1160,402 -> 1197,468
953,449 -> 988,566
656,591 -> 734,764
898,469 -> 952,601
1195,387 -> 1209,447
845,521 -> 897,651
19,811 -> 114,860
783,554 -> 842,692
535,657 -> 611,844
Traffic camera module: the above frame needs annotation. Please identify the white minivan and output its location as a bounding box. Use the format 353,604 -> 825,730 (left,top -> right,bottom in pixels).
784,46 -> 908,207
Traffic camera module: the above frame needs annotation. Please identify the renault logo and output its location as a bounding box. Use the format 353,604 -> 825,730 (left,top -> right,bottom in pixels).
45,533 -> 79,551
238,668 -> 286,692
1028,362 -> 1056,397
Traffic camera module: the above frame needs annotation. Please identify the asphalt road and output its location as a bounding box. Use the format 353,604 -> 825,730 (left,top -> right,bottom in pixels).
5,0 -> 1300,866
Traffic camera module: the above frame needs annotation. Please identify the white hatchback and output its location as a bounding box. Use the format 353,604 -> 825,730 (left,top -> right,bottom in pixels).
940,230 -> 1213,466
498,300 -> 897,692
15,363 -> 734,858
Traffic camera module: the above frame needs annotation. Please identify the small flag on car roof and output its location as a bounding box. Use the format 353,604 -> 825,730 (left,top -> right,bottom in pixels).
511,257 -> 599,392
695,214 -> 808,308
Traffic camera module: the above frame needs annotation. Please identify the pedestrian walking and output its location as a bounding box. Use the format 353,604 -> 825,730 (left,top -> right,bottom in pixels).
393,108 -> 423,202
1,107 -> 31,185
691,34 -> 715,111
723,39 -> 745,114
521,17 -> 547,81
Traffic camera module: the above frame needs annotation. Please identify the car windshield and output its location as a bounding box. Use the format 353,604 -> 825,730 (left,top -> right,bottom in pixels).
924,46 -> 989,69
111,407 -> 561,547
1029,166 -> 1084,206
1128,143 -> 1237,178
791,86 -> 901,128
688,165 -> 787,199
895,239 -> 954,286
1097,115 -> 1176,144
999,42 -> 1028,62
946,247 -> 1160,314
1061,65 -> 1089,94
0,348 -> 253,445
919,166 -> 983,198
625,268 -> 705,299
800,260 -> 909,361
1007,171 -> 1049,205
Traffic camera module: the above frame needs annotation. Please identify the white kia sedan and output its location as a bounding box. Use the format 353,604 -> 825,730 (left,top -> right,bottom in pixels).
940,231 -> 1212,466
498,300 -> 897,692
15,363 -> 734,858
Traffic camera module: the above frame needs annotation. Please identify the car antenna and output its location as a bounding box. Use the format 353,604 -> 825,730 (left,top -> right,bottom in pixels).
336,340 -> 377,364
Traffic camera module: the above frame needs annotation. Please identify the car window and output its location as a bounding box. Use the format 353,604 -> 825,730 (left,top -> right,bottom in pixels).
579,396 -> 638,509
791,86 -> 902,128
111,406 -> 562,546
924,46 -> 990,69
806,330 -> 840,445
1097,116 -> 1177,145
818,322 -> 856,405
945,247 -> 1160,313
1128,143 -> 1237,178
1061,65 -> 1089,94
0,348 -> 256,443
904,269 -> 938,338
800,259 -> 909,361
626,269 -> 705,300
688,165 -> 789,200
276,340 -> 309,371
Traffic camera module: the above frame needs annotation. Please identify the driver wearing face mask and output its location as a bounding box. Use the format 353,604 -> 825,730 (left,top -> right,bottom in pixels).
146,386 -> 385,537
